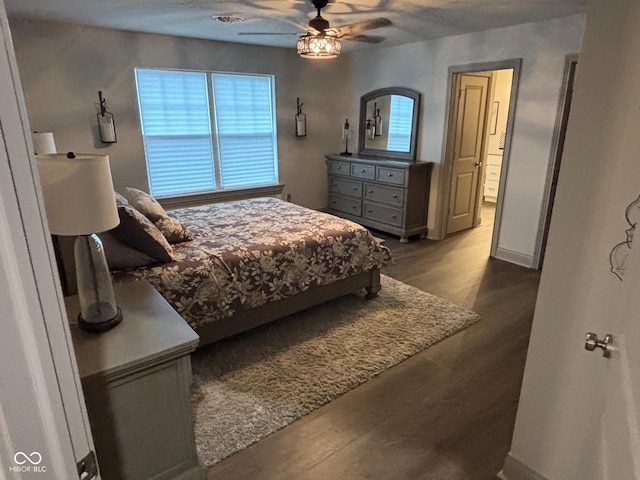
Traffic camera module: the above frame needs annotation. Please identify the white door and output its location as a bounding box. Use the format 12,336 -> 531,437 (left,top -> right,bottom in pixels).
0,2 -> 99,478
598,234 -> 640,479
504,0 -> 640,477
446,73 -> 490,235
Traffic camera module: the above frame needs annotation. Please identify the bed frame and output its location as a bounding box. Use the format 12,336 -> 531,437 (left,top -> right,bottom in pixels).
194,268 -> 381,346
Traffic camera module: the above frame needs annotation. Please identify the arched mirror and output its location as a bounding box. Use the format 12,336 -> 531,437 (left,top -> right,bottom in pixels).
358,87 -> 421,161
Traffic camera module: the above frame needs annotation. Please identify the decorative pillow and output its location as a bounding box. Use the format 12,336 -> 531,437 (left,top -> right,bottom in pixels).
114,191 -> 129,206
110,204 -> 174,263
125,187 -> 193,243
98,231 -> 158,271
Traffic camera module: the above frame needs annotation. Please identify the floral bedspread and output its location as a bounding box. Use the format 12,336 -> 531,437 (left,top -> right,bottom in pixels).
121,197 -> 392,329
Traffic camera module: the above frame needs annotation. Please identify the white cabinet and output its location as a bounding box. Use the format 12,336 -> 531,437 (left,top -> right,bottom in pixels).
484,153 -> 503,202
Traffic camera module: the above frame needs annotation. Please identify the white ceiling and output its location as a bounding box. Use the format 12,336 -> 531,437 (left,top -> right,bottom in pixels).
5,0 -> 587,53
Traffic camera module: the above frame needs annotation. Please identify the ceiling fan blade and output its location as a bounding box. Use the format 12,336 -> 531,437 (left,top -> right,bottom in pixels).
238,32 -> 301,35
341,34 -> 386,44
332,17 -> 391,37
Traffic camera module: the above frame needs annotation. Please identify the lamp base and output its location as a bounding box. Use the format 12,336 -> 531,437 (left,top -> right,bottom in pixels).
78,305 -> 122,333
340,151 -> 352,156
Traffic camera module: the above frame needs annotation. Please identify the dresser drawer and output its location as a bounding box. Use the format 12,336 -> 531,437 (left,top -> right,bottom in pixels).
330,195 -> 362,216
364,183 -> 405,207
363,202 -> 403,227
351,163 -> 376,180
329,160 -> 350,176
486,164 -> 501,182
330,176 -> 362,197
376,166 -> 406,185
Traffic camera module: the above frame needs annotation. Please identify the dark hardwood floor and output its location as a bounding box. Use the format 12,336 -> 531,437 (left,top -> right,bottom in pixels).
206,203 -> 541,480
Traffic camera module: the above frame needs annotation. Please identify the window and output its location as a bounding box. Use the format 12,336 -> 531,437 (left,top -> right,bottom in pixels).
386,95 -> 414,153
135,68 -> 278,198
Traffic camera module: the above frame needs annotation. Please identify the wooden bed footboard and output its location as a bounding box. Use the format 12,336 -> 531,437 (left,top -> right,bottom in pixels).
195,268 -> 381,347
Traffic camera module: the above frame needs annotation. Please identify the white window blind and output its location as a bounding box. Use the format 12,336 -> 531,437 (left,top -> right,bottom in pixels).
212,74 -> 278,188
135,68 -> 278,198
386,95 -> 414,153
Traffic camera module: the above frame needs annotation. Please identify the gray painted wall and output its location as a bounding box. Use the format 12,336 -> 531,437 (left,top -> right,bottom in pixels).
10,14 -> 585,263
9,17 -> 348,210
344,14 -> 586,262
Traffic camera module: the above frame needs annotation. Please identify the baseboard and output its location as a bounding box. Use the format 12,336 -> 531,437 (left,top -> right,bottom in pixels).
494,247 -> 535,268
501,454 -> 550,480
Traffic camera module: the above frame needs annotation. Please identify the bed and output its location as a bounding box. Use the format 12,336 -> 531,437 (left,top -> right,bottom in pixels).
110,196 -> 392,346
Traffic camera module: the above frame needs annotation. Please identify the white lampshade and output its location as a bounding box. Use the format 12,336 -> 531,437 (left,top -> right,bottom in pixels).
32,132 -> 57,155
37,153 -> 119,235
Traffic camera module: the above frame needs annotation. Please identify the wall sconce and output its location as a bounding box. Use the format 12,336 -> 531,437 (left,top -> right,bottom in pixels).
373,102 -> 383,137
295,97 -> 306,137
366,119 -> 376,140
97,91 -> 117,144
341,118 -> 352,157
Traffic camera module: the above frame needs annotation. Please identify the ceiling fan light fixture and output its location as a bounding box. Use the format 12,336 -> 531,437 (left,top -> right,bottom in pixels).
297,33 -> 341,59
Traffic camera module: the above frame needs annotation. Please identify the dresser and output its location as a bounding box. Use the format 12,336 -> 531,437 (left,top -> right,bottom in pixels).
67,280 -> 205,480
326,154 -> 433,242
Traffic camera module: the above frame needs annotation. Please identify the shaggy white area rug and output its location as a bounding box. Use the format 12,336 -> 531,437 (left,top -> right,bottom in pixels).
190,274 -> 480,467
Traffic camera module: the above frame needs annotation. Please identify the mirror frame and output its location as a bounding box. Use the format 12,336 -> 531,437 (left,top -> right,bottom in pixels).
358,87 -> 421,161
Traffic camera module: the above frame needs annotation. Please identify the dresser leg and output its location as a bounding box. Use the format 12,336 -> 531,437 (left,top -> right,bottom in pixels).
400,236 -> 409,243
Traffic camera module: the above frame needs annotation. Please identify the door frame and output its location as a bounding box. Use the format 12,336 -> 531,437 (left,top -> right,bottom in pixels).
0,2 -> 98,477
533,53 -> 579,269
436,59 -> 522,260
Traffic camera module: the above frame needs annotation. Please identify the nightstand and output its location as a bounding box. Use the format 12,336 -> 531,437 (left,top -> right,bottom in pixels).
66,280 -> 205,480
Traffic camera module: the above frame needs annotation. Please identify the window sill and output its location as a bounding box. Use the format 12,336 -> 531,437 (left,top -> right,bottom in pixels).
157,184 -> 285,210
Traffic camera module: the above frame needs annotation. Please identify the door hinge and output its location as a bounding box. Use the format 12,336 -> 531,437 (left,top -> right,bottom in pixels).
77,451 -> 98,479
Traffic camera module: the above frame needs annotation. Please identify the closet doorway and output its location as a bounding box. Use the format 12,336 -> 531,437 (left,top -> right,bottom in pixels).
440,59 -> 521,259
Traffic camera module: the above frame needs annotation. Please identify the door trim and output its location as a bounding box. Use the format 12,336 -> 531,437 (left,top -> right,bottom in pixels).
0,3 -> 98,477
436,59 -> 522,261
533,53 -> 579,269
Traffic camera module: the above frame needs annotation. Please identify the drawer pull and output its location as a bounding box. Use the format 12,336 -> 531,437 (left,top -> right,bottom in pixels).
368,190 -> 374,194
353,187 -> 358,191
367,210 -> 373,213
392,194 -> 399,199
387,173 -> 393,177
352,205 -> 358,209
332,201 -> 337,204
337,166 -> 342,170
361,169 -> 366,173
333,184 -> 338,187
392,215 -> 397,219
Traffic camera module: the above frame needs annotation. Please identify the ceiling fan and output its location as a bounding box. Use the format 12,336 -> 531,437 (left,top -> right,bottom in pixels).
239,0 -> 392,58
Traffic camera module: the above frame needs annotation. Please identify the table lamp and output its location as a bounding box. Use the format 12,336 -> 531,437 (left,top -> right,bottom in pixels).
37,152 -> 122,332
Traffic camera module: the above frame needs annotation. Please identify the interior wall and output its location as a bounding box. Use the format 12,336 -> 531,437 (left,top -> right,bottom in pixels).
344,15 -> 585,265
8,17 -> 349,210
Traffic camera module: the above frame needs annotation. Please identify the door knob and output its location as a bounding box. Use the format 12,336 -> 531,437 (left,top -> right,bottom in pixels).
585,332 -> 613,358
474,161 -> 482,167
